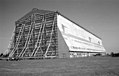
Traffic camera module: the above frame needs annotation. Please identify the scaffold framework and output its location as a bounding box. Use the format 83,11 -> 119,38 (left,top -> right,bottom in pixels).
8,8 -> 58,58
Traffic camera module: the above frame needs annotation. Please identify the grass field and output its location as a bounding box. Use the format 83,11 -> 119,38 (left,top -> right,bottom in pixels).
0,57 -> 119,76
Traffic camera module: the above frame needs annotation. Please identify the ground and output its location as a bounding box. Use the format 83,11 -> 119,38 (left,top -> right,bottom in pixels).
0,57 -> 119,76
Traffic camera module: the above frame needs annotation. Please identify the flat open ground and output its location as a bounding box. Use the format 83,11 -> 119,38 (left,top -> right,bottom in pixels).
0,57 -> 119,76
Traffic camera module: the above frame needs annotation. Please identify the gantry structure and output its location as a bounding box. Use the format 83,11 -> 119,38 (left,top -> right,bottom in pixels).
8,8 -> 58,58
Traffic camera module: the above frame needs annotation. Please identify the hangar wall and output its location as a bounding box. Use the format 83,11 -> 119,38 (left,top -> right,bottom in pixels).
57,14 -> 105,53
57,28 -> 70,58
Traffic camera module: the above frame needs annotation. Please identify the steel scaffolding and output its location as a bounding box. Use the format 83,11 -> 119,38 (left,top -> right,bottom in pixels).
8,9 -> 58,58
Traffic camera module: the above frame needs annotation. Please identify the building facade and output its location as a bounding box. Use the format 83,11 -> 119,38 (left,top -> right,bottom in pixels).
6,8 -> 105,58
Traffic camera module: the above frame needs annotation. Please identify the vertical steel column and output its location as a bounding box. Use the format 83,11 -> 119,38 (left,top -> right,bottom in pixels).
44,19 -> 55,57
30,23 -> 43,57
18,15 -> 33,57
9,24 -> 24,57
33,22 -> 45,57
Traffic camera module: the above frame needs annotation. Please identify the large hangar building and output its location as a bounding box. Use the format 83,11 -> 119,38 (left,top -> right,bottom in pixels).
6,8 -> 105,58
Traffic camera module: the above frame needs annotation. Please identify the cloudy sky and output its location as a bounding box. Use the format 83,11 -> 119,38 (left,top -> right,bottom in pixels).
0,0 -> 119,54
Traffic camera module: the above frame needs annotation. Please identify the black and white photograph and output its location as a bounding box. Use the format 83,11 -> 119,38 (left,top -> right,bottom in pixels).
0,0 -> 119,76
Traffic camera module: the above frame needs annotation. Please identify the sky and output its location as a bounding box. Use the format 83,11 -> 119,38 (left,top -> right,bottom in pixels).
0,0 -> 119,54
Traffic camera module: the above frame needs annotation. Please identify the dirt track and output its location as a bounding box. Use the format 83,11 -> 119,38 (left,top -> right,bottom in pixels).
0,57 -> 119,76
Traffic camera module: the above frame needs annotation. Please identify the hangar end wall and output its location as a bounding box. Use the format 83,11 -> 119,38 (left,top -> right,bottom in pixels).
58,28 -> 70,58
